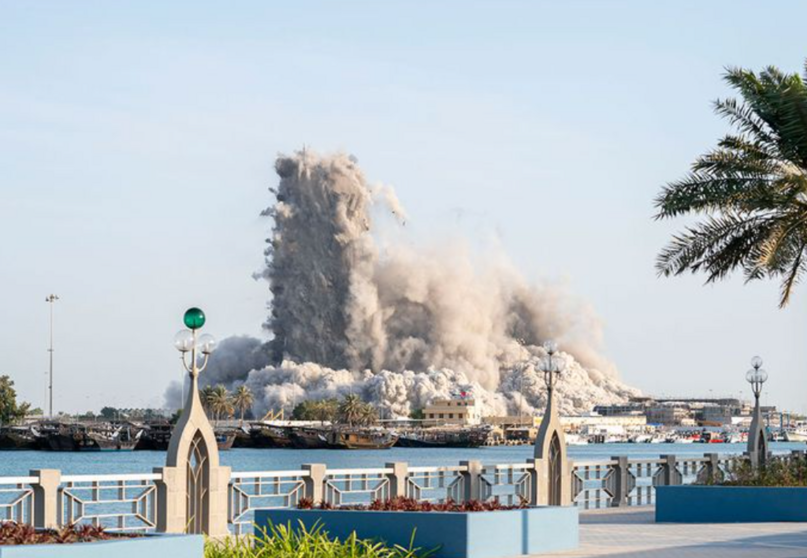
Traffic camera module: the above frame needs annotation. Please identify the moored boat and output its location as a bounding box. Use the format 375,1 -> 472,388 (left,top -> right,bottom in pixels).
215,430 -> 237,451
250,424 -> 294,448
327,428 -> 398,449
0,425 -> 40,450
290,427 -> 330,449
396,426 -> 491,448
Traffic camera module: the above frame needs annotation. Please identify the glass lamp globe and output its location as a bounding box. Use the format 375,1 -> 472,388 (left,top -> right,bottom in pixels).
751,355 -> 763,369
173,329 -> 194,353
746,369 -> 756,384
183,307 -> 206,330
553,356 -> 567,374
198,333 -> 218,355
757,369 -> 768,383
542,340 -> 558,355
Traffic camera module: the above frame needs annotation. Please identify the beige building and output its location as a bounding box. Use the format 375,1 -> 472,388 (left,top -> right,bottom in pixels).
423,398 -> 482,426
485,414 -> 647,430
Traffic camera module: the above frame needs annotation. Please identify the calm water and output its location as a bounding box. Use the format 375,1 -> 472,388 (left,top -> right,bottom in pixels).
1,442 -> 804,476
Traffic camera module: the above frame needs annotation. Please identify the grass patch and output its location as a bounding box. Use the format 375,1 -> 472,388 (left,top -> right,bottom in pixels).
205,521 -> 432,558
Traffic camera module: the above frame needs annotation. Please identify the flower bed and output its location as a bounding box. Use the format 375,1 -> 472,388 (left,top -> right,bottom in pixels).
0,523 -> 129,546
256,499 -> 578,558
0,523 -> 202,558
297,496 -> 529,512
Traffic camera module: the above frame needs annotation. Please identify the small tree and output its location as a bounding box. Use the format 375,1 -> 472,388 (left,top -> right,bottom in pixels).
208,385 -> 233,423
199,386 -> 215,416
338,394 -> 377,426
0,376 -> 30,425
232,385 -> 254,423
99,407 -> 118,420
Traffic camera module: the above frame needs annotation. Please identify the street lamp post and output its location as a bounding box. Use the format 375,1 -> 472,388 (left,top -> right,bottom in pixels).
746,355 -> 769,467
45,294 -> 59,417
157,307 -> 230,536
539,340 -> 566,395
533,339 -> 569,506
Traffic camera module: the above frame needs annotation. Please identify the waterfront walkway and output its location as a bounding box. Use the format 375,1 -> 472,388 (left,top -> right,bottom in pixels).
543,508 -> 807,558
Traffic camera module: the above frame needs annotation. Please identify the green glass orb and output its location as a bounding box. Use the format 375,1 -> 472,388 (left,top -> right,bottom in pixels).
183,307 -> 206,330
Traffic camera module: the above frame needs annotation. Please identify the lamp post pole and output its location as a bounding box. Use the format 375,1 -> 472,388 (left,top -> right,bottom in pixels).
45,294 -> 59,417
533,339 -> 568,506
746,356 -> 769,467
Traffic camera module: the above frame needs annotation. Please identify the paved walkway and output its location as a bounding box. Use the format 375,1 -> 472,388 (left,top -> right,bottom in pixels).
542,508 -> 807,558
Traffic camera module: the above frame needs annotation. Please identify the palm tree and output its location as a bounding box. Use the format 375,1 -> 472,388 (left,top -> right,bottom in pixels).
358,404 -> 377,426
337,394 -> 365,426
655,61 -> 807,307
232,385 -> 254,424
313,399 -> 338,423
199,386 -> 215,416
208,385 -> 233,423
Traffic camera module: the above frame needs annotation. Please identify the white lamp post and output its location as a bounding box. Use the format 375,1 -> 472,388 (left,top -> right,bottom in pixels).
158,307 -> 230,536
746,356 -> 769,467
533,339 -> 569,505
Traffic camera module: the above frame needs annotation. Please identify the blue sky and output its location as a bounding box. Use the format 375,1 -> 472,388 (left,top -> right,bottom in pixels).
2,1 -> 806,413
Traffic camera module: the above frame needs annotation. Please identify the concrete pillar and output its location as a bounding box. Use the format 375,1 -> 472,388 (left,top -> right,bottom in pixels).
208,465 -> 232,536
30,469 -> 60,529
659,455 -> 679,486
303,464 -> 327,504
610,456 -> 630,507
525,458 -> 540,505
154,466 -> 183,533
460,460 -> 482,502
385,462 -> 408,498
700,452 -> 722,484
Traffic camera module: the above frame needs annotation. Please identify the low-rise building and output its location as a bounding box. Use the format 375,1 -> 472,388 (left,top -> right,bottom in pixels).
423,398 -> 482,426
645,405 -> 692,426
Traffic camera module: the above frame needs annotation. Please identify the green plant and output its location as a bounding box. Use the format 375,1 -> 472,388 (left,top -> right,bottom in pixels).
730,458 -> 807,487
0,522 -> 126,545
655,60 -> 807,307
204,521 -> 432,558
0,376 -> 30,426
700,456 -> 807,487
297,497 -> 529,512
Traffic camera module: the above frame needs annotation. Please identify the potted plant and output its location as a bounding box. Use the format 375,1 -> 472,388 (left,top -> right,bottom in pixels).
0,523 -> 202,558
255,497 -> 578,558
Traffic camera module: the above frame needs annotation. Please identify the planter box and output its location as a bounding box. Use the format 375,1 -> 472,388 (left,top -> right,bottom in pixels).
256,507 -> 578,558
656,485 -> 807,523
0,533 -> 203,558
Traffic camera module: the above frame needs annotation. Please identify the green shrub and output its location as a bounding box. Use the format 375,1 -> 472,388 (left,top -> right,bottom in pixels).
205,521 -> 432,558
705,456 -> 807,487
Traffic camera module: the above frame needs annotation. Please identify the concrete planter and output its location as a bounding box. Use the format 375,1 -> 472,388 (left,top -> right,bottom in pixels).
0,533 -> 203,558
256,507 -> 579,558
656,485 -> 807,523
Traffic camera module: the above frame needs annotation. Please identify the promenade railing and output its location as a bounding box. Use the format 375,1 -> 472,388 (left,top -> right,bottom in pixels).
0,452 -> 749,534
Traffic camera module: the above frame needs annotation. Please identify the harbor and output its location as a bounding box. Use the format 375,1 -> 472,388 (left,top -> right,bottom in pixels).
2,441 -> 805,477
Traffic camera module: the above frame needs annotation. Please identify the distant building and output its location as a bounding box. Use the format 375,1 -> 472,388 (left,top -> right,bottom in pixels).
645,406 -> 692,426
593,404 -> 645,417
700,405 -> 733,425
423,398 -> 482,426
484,414 -> 647,434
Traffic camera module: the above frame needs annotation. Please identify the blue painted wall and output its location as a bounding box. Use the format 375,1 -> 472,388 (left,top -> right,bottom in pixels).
256,507 -> 578,558
656,486 -> 807,523
0,534 -> 203,558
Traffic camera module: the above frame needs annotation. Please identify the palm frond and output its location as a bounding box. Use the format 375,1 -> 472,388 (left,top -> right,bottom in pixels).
656,59 -> 807,306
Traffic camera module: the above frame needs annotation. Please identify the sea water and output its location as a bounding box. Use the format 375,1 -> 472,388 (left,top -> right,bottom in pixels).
0,442 -> 804,476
